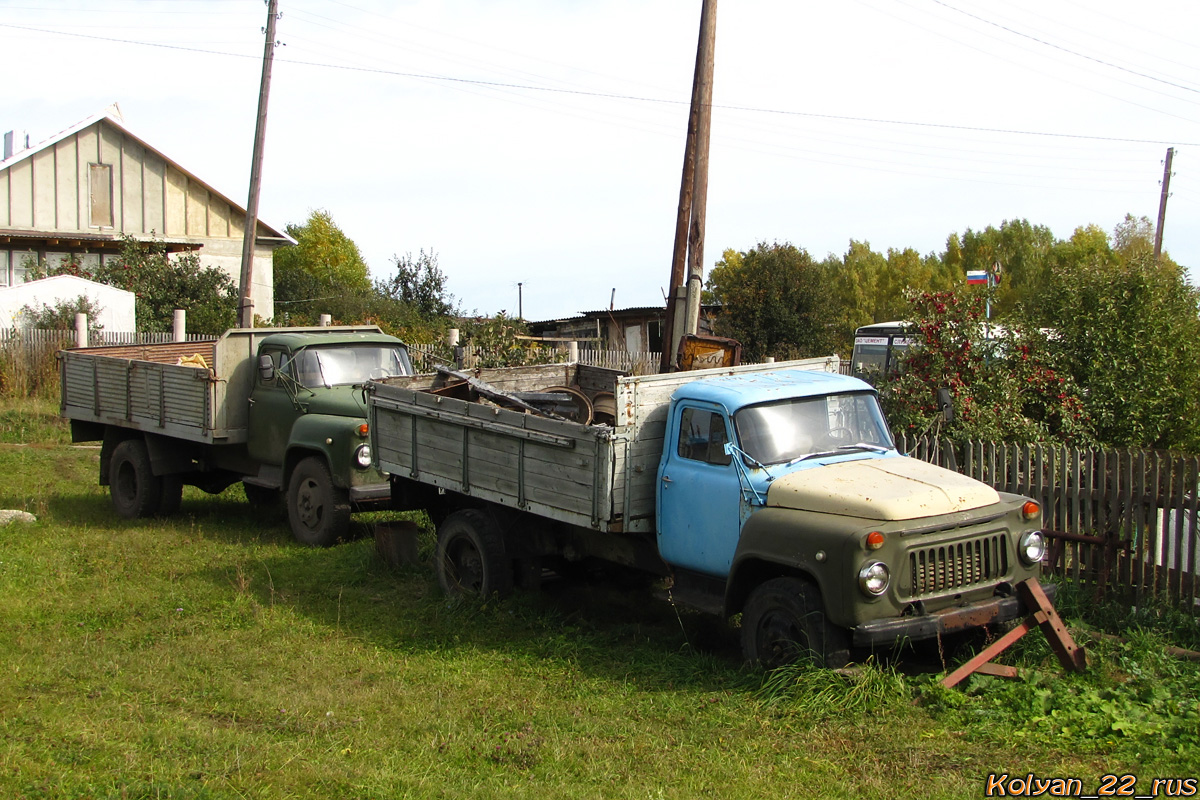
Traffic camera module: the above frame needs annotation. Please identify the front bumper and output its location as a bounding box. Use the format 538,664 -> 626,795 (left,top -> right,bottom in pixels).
349,482 -> 390,504
851,582 -> 1057,648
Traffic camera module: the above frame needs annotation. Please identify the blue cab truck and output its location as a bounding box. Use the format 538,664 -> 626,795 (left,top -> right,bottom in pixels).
367,357 -> 1048,667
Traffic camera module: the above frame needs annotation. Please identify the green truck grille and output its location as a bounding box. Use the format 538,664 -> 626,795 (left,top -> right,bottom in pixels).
907,534 -> 1009,597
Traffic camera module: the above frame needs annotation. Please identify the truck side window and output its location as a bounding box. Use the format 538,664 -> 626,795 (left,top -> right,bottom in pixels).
677,407 -> 732,466
259,348 -> 286,385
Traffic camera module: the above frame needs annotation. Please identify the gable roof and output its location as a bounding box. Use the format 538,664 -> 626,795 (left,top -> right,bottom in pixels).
0,103 -> 288,241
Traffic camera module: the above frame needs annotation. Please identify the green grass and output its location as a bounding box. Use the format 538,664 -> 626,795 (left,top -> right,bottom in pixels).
1,399 -> 1198,798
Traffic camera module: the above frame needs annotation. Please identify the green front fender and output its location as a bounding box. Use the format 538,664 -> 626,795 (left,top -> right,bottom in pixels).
725,507 -> 874,627
285,413 -> 379,489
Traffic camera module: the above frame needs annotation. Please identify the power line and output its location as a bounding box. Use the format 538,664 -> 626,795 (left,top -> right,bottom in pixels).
928,0 -> 1200,95
1,21 -> 1194,147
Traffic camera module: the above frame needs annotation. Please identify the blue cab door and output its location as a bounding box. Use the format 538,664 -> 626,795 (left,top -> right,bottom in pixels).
655,401 -> 744,577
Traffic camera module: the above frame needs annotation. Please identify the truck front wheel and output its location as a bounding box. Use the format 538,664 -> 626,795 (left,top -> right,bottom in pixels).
742,577 -> 850,669
435,509 -> 512,598
287,457 -> 351,547
110,439 -> 164,519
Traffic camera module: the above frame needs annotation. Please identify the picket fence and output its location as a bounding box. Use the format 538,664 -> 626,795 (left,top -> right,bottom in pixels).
898,434 -> 1199,608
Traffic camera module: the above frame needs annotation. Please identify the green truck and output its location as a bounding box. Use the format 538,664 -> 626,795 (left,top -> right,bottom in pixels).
60,326 -> 413,545
367,357 -> 1049,667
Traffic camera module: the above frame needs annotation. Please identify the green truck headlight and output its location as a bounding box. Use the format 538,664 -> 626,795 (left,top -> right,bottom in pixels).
1019,530 -> 1046,565
858,561 -> 890,596
354,444 -> 372,469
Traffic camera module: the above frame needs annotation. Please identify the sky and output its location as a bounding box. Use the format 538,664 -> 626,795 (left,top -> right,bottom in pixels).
2,0 -> 1198,322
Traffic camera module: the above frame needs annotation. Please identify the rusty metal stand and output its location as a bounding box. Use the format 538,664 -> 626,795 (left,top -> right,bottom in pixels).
941,579 -> 1087,689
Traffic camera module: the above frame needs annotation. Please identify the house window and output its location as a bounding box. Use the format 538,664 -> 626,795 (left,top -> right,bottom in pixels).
89,163 -> 113,228
0,251 -> 9,287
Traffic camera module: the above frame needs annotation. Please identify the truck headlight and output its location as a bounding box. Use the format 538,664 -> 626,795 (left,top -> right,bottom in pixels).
1018,530 -> 1046,565
858,561 -> 890,596
354,444 -> 372,469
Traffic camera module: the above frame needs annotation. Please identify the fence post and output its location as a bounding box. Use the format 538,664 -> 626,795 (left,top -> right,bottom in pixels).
173,309 -> 186,342
568,341 -> 578,363
74,313 -> 88,348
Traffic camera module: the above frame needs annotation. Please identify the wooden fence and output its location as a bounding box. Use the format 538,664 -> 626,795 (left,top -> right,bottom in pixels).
898,434 -> 1199,608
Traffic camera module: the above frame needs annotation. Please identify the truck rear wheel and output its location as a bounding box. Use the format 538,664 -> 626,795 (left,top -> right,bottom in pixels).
435,509 -> 512,598
742,577 -> 850,669
110,439 -> 163,519
287,456 -> 351,547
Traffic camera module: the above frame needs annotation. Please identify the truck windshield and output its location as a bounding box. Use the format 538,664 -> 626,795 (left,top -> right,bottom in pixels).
734,391 -> 894,465
290,345 -> 413,388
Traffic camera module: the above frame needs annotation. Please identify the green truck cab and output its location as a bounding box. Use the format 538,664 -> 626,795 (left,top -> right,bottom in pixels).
60,326 -> 413,545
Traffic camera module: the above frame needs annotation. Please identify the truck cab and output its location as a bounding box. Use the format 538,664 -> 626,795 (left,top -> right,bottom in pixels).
656,368 -> 1047,667
246,330 -> 414,545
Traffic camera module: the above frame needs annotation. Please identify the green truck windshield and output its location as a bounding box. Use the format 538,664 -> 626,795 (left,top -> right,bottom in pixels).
289,345 -> 413,388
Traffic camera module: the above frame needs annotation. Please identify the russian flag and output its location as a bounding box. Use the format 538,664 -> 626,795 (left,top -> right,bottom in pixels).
966,270 -> 989,285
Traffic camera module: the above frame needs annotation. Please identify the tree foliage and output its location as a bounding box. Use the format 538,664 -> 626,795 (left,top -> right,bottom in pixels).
273,210 -> 373,325
376,250 -> 457,319
27,236 -> 237,333
879,288 -> 1092,444
705,242 -> 836,362
1020,221 -> 1200,451
19,295 -> 105,334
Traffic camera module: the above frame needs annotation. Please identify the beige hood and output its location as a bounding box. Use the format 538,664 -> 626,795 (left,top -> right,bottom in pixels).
767,457 -> 1000,521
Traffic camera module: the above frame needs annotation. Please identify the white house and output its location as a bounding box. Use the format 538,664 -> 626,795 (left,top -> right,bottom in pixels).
0,103 -> 289,322
0,274 -> 135,331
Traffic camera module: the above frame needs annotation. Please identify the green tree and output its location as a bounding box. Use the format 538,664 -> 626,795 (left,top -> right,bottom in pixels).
376,250 -> 457,318
879,287 -> 1092,444
273,210 -> 373,324
706,241 -> 835,362
20,295 -> 105,333
27,237 -> 237,333
827,241 -> 956,356
956,219 -> 1055,314
1022,223 -> 1200,450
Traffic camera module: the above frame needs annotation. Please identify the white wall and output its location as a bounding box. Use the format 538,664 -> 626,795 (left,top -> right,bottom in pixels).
0,274 -> 136,331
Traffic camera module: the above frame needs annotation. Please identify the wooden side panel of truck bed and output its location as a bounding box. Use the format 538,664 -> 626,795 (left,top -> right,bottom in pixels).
60,346 -> 221,443
370,379 -> 619,530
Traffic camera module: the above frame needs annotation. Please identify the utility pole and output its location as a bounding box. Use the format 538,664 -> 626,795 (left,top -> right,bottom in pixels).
660,0 -> 717,373
1153,146 -> 1174,262
238,0 -> 280,328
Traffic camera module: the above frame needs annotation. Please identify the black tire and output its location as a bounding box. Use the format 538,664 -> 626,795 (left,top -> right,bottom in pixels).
157,475 -> 184,516
435,509 -> 512,598
109,439 -> 163,519
286,457 -> 351,547
741,577 -> 850,669
243,481 -> 281,509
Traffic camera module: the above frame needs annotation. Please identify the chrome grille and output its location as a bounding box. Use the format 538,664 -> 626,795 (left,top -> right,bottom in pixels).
908,534 -> 1008,597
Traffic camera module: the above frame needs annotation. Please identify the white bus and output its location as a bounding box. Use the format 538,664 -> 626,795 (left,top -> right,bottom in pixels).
850,321 -> 915,382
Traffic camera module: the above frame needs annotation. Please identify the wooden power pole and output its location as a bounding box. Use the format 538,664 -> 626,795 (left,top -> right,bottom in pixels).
238,0 -> 280,328
1154,146 -> 1174,262
661,0 -> 717,373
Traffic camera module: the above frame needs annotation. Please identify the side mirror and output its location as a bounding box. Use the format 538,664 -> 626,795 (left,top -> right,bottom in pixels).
936,387 -> 954,425
258,354 -> 275,382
